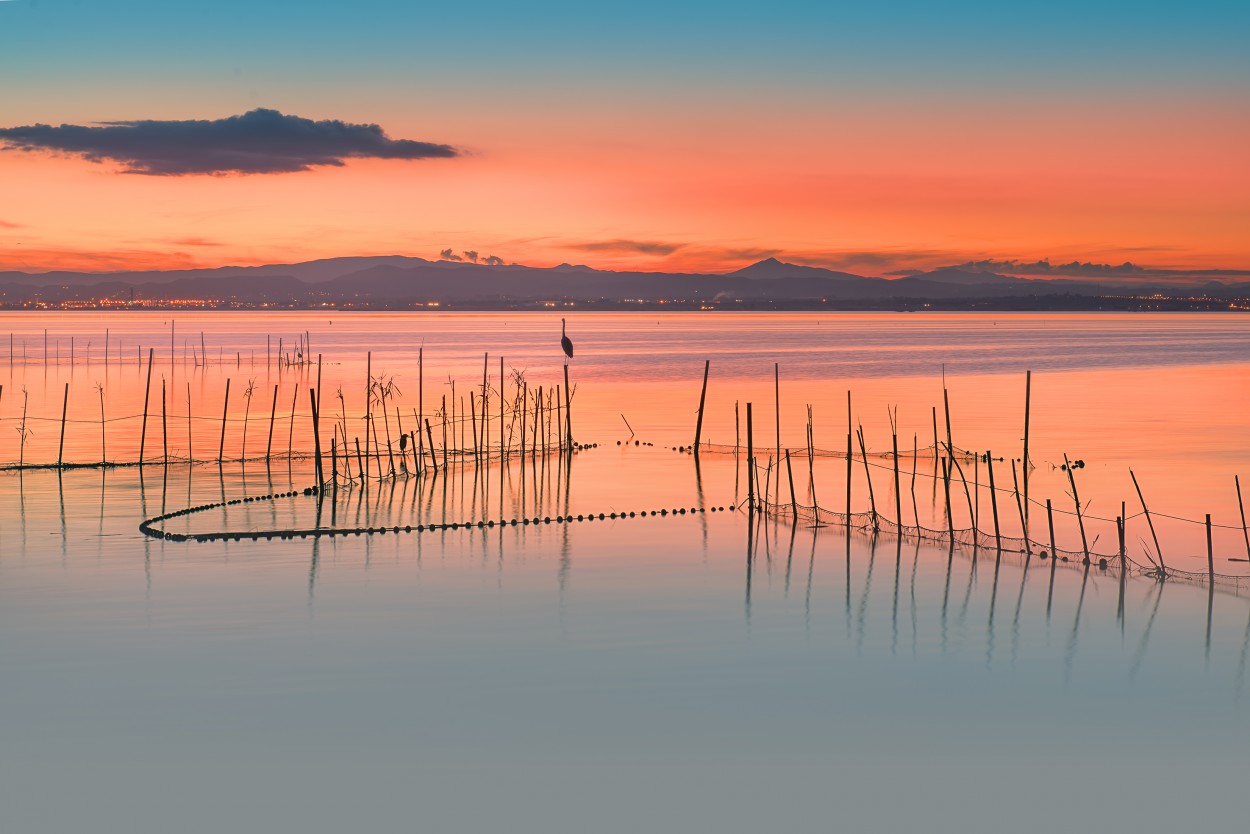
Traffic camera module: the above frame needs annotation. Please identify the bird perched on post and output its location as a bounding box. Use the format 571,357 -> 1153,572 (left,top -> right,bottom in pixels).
561,318 -> 574,361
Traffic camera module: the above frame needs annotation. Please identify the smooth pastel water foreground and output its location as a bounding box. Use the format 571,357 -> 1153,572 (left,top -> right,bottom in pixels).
2,450 -> 1250,833
2,311 -> 1249,832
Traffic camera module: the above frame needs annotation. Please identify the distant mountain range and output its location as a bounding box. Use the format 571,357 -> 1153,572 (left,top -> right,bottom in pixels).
2,256 -> 1247,310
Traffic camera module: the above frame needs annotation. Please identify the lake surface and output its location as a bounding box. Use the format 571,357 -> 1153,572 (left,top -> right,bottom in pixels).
1,312 -> 1249,832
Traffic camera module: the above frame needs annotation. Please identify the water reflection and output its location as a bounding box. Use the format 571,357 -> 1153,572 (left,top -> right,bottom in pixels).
3,449 -> 1250,696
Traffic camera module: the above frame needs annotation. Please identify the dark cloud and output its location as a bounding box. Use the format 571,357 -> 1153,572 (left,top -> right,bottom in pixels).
566,239 -> 686,256
0,108 -> 458,175
463,250 -> 479,263
942,258 -> 1250,281
483,255 -> 504,266
438,248 -> 463,261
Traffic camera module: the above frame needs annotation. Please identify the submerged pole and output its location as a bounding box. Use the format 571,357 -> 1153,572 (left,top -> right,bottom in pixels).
746,402 -> 755,511
57,382 -> 69,467
1130,468 -> 1166,574
694,359 -> 710,455
218,378 -> 231,464
1236,476 -> 1250,562
266,384 -> 279,462
986,452 -> 1001,551
139,348 -> 154,466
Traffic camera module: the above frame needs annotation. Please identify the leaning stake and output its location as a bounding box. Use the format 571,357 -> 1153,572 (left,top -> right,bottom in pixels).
693,359 -> 710,455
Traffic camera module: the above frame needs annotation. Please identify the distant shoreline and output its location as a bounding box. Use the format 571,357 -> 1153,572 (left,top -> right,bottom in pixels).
1,296 -> 1245,313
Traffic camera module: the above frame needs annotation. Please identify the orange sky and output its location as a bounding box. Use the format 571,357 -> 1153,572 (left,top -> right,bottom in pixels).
2,93 -> 1247,277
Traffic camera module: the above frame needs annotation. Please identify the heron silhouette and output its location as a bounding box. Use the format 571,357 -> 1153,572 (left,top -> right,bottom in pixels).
560,318 -> 574,361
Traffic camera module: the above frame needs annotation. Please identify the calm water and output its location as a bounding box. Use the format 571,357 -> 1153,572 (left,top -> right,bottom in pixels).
2,312 -> 1249,833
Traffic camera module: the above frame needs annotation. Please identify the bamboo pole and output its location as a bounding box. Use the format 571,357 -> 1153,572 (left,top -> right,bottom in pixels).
940,457 -> 953,541
1206,514 -> 1214,582
424,419 -> 438,474
266,384 -> 278,462
891,411 -> 902,529
186,383 -> 192,462
139,348 -> 154,466
846,391 -> 853,522
563,362 -> 572,450
774,363 -> 781,502
785,449 -> 798,520
364,352 -> 371,481
57,382 -> 69,467
856,425 -> 877,529
418,346 -> 424,465
218,378 -> 231,463
309,389 -> 323,485
987,452 -> 1001,551
161,378 -> 168,466
1011,460 -> 1027,550
911,433 -> 919,529
694,359 -> 710,454
501,356 -> 506,461
1063,454 -> 1089,563
1129,469 -> 1166,573
470,393 -> 479,463
1047,499 -> 1057,559
746,402 -> 754,511
1022,370 -> 1032,538
1236,476 -> 1250,562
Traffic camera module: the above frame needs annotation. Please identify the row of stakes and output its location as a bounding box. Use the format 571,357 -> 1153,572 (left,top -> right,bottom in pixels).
140,484 -> 733,544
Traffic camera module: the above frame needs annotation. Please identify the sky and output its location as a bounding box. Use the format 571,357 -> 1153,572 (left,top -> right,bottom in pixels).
0,0 -> 1247,277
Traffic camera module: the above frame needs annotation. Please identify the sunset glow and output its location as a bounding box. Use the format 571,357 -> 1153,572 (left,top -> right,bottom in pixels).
1,2 -> 1247,277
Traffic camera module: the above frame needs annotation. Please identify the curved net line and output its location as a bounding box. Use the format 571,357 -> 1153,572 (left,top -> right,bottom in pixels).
754,497 -> 1250,594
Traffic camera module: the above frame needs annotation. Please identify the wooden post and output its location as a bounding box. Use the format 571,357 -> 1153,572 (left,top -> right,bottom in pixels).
186,383 -> 193,463
942,387 -> 954,491
364,352 -> 371,481
845,392 -> 854,522
424,418 -> 439,474
856,425 -> 877,530
746,402 -> 755,511
266,384 -> 278,462
57,382 -> 69,467
1236,476 -> 1250,562
470,393 -> 479,463
694,359 -> 710,454
418,346 -> 424,465
1063,454 -> 1089,562
785,449 -> 798,520
316,353 -> 322,451
1125,500 -> 1135,557
774,363 -> 781,500
940,457 -> 953,541
355,437 -> 365,484
218,378 -> 231,464
891,417 -> 902,529
501,355 -> 507,460
309,389 -> 323,485
1206,514 -> 1215,582
139,348 -> 154,465
1047,499 -> 1057,559
734,400 -> 740,455
1022,370 -> 1032,537
986,452 -> 1001,551
1129,468 -> 1165,572
563,362 -> 573,450
161,378 -> 168,466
